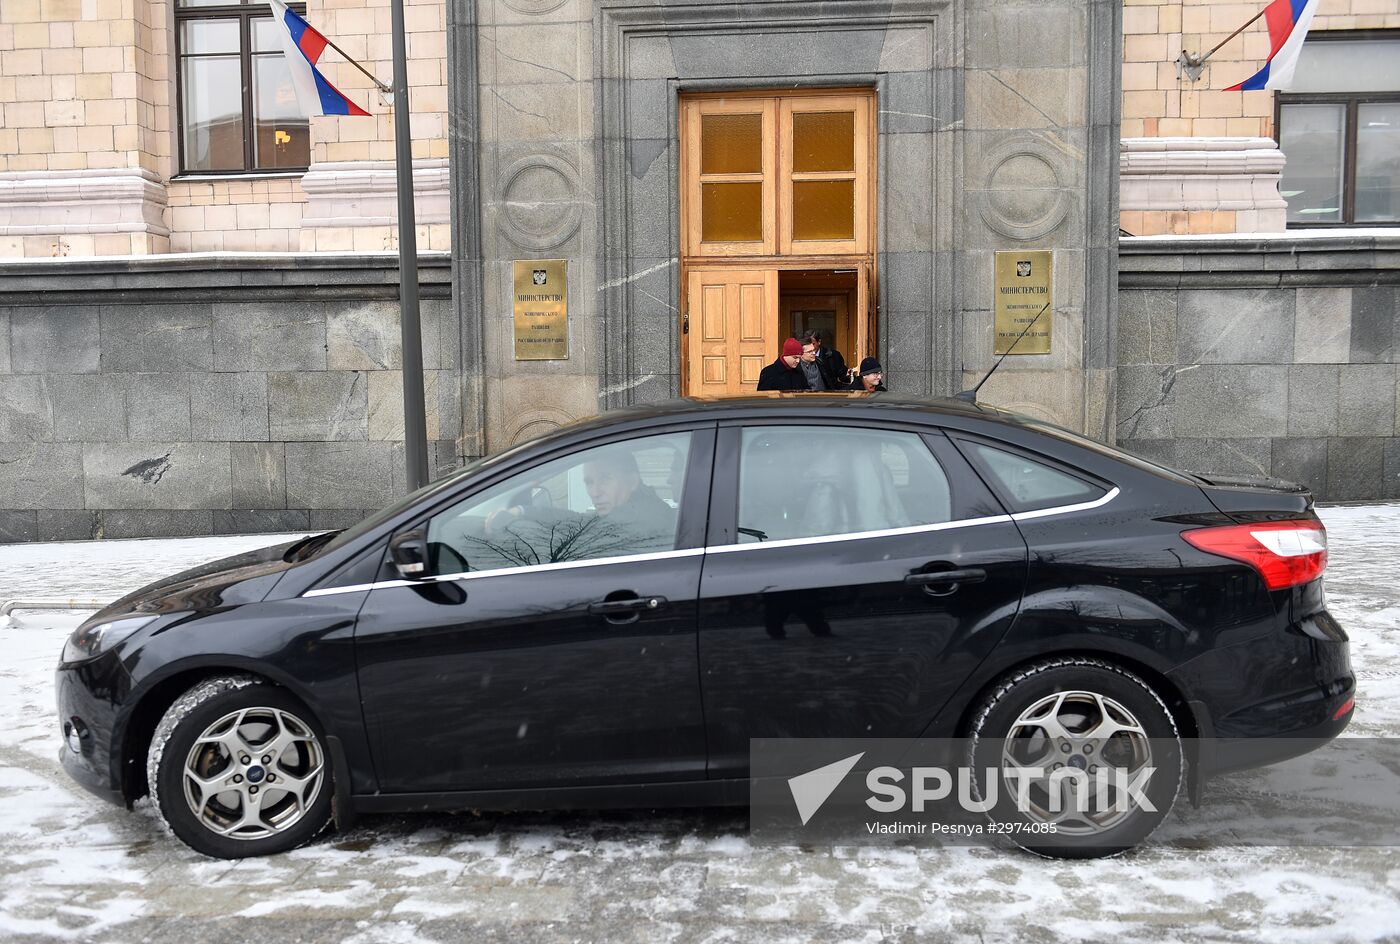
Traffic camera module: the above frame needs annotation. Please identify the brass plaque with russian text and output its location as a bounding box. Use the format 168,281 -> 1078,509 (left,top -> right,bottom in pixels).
513,259 -> 568,360
994,250 -> 1053,355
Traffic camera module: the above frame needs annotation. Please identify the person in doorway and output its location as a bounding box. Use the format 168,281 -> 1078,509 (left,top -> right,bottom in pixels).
757,338 -> 810,391
849,356 -> 886,392
803,330 -> 848,386
796,338 -> 839,391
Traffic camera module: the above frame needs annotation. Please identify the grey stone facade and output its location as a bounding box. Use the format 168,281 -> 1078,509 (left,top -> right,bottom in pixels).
0,255 -> 458,543
1117,234 -> 1400,502
0,235 -> 1395,542
1,3 -> 1396,543
449,0 -> 1123,448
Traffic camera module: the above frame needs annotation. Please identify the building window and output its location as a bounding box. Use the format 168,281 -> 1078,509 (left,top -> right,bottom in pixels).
680,91 -> 875,257
1277,33 -> 1400,226
176,0 -> 311,175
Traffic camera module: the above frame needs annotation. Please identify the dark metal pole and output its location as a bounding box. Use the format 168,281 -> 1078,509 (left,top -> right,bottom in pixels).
389,0 -> 430,490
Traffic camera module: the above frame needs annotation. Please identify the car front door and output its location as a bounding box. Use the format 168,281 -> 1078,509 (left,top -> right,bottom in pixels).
353,425 -> 714,793
698,422 -> 1029,778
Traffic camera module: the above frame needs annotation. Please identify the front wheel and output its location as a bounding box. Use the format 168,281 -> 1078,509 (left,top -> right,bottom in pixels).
966,657 -> 1183,859
147,676 -> 333,858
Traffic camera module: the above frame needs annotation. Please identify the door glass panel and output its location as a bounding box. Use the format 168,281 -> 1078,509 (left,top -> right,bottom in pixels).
737,427 -> 951,543
1279,103 -> 1345,223
425,432 -> 692,573
700,113 -> 762,174
792,180 -> 855,240
702,182 -> 763,242
252,52 -> 311,169
965,443 -> 1105,512
792,111 -> 855,172
1356,103 -> 1400,223
180,55 -> 244,171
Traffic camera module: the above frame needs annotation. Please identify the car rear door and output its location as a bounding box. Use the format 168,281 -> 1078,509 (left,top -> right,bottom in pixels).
351,424 -> 715,793
697,420 -> 1028,778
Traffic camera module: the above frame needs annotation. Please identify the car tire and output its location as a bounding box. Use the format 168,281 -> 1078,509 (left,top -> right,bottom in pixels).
966,657 -> 1183,859
148,675 -> 334,859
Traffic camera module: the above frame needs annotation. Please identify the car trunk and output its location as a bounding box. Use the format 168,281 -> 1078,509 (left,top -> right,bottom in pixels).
1190,471 -> 1315,520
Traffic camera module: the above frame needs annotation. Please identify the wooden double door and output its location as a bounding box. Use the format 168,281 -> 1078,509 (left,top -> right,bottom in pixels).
685,267 -> 871,397
679,89 -> 877,398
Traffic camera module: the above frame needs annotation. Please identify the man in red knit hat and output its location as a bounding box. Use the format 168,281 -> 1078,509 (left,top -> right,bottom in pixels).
756,337 -> 810,391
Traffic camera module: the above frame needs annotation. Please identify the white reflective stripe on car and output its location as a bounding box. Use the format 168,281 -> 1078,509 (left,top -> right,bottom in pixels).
303,547 -> 707,598
704,512 -> 1015,555
1007,487 -> 1120,521
302,489 -> 1120,597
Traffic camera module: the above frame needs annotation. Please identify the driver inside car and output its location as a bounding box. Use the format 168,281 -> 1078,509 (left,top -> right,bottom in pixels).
482,449 -> 678,561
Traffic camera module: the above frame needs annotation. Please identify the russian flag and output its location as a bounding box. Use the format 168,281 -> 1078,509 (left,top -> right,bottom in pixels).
1226,0 -> 1321,91
267,0 -> 370,116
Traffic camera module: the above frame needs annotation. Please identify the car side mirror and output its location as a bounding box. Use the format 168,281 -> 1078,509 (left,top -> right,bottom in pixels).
389,529 -> 429,579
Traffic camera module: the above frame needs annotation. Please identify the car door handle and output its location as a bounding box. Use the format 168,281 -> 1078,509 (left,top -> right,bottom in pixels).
588,596 -> 667,616
904,568 -> 987,593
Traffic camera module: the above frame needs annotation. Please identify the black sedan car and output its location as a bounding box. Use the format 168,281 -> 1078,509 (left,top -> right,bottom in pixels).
56,395 -> 1353,858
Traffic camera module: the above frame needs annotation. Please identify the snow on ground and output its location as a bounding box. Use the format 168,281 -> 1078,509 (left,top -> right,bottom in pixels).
0,512 -> 1398,942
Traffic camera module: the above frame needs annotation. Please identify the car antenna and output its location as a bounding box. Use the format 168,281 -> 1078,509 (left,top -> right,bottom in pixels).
954,299 -> 1051,403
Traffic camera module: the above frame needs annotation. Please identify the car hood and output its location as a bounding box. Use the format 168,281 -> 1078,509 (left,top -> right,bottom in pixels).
89,539 -> 304,624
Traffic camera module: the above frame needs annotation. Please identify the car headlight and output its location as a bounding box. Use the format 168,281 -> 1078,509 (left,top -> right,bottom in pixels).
61,615 -> 159,665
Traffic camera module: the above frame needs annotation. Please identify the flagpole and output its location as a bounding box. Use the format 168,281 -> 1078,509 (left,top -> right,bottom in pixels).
1176,2 -> 1272,81
320,34 -> 391,93
389,0 -> 430,491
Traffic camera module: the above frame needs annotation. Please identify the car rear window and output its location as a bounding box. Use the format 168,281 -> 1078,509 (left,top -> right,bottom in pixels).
963,442 -> 1107,513
737,426 -> 952,543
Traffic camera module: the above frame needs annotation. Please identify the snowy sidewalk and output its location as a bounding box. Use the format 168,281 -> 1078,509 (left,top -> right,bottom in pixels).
1,508 -> 1398,942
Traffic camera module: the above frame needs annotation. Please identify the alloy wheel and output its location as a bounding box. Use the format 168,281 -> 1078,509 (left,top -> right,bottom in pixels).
999,690 -> 1154,835
181,706 -> 326,840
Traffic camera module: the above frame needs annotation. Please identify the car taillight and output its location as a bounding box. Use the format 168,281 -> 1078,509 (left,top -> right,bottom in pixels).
1181,519 -> 1328,591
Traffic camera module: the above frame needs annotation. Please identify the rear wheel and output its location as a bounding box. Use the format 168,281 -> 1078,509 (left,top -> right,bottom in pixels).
966,657 -> 1183,858
147,676 -> 333,858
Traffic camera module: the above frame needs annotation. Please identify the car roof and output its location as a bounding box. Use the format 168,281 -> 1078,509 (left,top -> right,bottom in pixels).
554,393 -> 1025,438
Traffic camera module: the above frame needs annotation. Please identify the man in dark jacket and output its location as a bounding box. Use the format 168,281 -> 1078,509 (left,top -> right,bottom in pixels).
804,330 -> 848,386
796,338 -> 844,391
757,338 -> 809,391
849,356 -> 887,392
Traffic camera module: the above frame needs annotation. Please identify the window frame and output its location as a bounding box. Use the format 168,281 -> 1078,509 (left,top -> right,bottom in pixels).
680,88 -> 877,259
1274,30 -> 1400,229
173,0 -> 311,178
380,423 -> 718,580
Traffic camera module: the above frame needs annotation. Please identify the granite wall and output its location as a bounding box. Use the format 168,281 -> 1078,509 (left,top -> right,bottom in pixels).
1117,234 -> 1400,502
0,255 -> 460,542
449,0 -> 1124,449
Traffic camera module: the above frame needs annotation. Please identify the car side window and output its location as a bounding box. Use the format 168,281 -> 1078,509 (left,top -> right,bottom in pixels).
424,431 -> 692,574
963,442 -> 1106,512
736,426 -> 952,543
